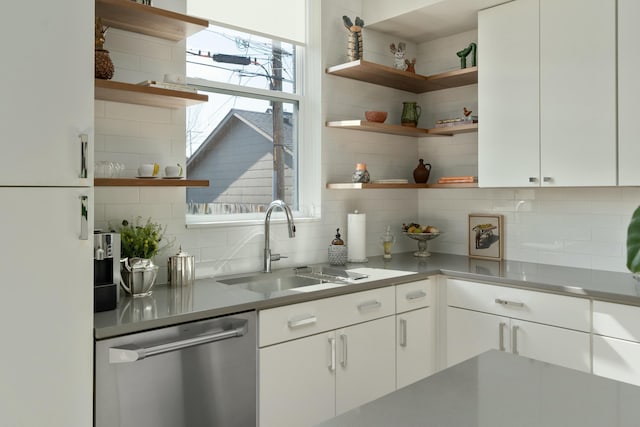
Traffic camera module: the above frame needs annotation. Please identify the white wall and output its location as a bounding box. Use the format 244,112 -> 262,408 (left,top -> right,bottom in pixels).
95,0 -> 635,277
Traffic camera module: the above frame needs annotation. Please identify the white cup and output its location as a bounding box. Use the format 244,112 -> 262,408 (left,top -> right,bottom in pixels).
138,164 -> 157,177
165,165 -> 182,177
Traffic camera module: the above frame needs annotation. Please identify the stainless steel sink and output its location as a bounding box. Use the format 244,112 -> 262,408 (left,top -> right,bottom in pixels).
217,266 -> 369,295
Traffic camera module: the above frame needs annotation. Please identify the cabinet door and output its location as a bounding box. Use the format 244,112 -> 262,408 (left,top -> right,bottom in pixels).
618,0 -> 640,185
446,307 -> 509,368
335,316 -> 396,416
0,188 -> 93,427
511,319 -> 591,373
397,307 -> 435,389
0,0 -> 93,186
539,0 -> 616,186
478,0 -> 540,187
259,331 -> 336,427
593,335 -> 640,387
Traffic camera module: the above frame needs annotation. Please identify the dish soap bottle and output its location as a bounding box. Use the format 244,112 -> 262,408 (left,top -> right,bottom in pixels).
380,225 -> 395,259
328,228 -> 348,265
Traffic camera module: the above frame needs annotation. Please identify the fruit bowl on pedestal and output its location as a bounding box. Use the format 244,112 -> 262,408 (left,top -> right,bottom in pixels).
402,232 -> 441,257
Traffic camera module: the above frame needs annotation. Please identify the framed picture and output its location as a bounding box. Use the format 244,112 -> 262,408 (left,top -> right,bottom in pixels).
468,213 -> 504,260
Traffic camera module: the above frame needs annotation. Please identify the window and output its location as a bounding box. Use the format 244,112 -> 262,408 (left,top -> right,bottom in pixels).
185,24 -> 302,222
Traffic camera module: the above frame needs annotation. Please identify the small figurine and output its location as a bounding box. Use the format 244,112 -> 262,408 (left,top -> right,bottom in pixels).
456,42 -> 477,69
390,42 -> 407,70
405,58 -> 416,73
343,16 -> 365,61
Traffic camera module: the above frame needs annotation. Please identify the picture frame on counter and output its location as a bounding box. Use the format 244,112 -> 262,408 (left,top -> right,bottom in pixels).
468,213 -> 504,260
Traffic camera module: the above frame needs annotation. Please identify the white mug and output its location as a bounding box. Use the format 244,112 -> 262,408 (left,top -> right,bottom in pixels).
138,163 -> 158,177
165,165 -> 182,177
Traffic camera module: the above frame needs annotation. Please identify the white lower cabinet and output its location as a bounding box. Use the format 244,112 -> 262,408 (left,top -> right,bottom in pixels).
593,301 -> 640,387
396,307 -> 434,389
446,278 -> 591,373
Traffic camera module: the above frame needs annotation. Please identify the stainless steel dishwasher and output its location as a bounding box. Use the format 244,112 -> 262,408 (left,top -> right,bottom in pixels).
95,311 -> 256,427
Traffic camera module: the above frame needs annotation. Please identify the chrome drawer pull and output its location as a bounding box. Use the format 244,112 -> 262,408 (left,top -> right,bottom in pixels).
357,300 -> 382,312
498,322 -> 507,351
512,325 -> 520,355
340,333 -> 348,367
79,133 -> 88,179
495,298 -> 524,308
328,337 -> 336,372
406,290 -> 427,301
400,318 -> 408,347
287,315 -> 317,329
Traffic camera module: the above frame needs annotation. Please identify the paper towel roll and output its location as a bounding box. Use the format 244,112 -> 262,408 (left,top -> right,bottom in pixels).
347,211 -> 368,262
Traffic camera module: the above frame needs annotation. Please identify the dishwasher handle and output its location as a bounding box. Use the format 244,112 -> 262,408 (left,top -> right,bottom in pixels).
109,322 -> 248,364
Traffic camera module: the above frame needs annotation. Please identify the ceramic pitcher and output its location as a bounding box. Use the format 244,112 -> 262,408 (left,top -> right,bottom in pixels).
401,102 -> 422,127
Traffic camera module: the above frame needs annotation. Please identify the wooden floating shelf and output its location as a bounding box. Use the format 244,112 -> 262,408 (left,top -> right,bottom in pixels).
95,79 -> 208,108
95,0 -> 208,41
95,178 -> 209,187
326,60 -> 478,94
326,182 -> 478,189
326,120 -> 477,137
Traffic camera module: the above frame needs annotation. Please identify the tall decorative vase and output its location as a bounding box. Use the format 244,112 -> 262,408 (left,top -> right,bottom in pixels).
413,159 -> 432,183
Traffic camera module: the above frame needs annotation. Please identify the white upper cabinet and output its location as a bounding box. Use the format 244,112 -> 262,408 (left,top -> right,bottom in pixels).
0,0 -> 93,186
479,0 -> 616,187
478,0 -> 540,188
618,0 -> 640,185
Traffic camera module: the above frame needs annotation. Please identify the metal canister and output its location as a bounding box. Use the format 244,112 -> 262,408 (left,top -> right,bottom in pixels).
167,247 -> 195,287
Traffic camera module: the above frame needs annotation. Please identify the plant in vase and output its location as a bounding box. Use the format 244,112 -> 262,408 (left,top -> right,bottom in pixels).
115,217 -> 173,296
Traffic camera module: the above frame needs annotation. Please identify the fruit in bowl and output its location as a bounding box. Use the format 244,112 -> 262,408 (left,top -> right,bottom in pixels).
402,222 -> 440,234
365,111 -> 388,123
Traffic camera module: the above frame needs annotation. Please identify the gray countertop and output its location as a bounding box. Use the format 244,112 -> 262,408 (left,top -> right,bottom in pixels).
316,349 -> 640,427
94,252 -> 640,339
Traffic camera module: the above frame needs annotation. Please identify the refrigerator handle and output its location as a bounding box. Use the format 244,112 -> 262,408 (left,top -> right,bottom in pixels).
79,133 -> 88,179
109,321 -> 248,364
79,195 -> 89,240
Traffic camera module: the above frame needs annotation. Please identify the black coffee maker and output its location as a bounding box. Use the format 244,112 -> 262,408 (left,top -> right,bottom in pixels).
94,231 -> 121,312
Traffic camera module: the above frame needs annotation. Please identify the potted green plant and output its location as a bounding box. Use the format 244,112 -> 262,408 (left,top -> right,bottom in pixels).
115,217 -> 172,297
628,207 -> 640,278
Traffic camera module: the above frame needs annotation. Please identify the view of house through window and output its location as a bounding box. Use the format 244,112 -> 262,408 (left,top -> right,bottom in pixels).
185,24 -> 300,219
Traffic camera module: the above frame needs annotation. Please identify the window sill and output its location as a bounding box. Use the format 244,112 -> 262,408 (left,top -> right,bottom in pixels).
185,213 -> 321,229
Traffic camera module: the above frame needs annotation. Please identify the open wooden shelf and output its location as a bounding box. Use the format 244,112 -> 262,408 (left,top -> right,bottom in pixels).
95,178 -> 209,187
326,182 -> 478,189
95,0 -> 208,41
95,79 -> 208,108
326,120 -> 477,137
326,60 -> 478,94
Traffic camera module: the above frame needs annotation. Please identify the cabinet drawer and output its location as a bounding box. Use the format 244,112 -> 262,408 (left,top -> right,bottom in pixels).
396,279 -> 433,313
446,278 -> 590,332
259,287 -> 395,347
593,301 -> 640,341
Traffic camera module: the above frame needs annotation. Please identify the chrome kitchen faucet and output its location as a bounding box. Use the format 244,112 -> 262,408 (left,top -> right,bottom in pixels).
263,200 -> 296,272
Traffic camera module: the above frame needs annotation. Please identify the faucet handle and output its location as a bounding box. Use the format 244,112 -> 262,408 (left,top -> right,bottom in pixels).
270,253 -> 287,261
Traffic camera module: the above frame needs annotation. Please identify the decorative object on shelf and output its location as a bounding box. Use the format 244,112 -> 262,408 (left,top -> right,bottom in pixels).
405,58 -> 417,73
401,101 -> 421,127
435,107 -> 478,128
165,163 -> 183,178
468,213 -> 503,260
456,42 -> 477,69
437,176 -> 477,184
342,16 -> 364,61
364,110 -> 387,123
131,0 -> 152,4
328,228 -> 348,265
347,211 -> 368,262
352,163 -> 371,183
413,159 -> 432,184
115,217 -> 174,296
389,42 -> 407,70
626,205 -> 640,279
380,225 -> 396,259
95,17 -> 114,80
401,222 -> 441,257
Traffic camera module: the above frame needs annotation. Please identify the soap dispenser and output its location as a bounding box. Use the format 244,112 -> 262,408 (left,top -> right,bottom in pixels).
328,228 -> 348,265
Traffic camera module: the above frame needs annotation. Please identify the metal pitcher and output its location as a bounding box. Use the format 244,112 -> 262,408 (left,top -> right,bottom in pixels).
168,247 -> 195,287
120,258 -> 158,297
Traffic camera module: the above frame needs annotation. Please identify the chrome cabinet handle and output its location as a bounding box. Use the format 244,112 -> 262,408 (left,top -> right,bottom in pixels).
528,177 -> 538,183
543,176 -> 552,183
400,318 -> 408,347
406,290 -> 427,301
340,333 -> 348,367
498,322 -> 507,351
79,133 -> 88,179
109,322 -> 247,364
287,315 -> 317,329
357,300 -> 381,312
495,298 -> 524,308
79,195 -> 88,240
328,337 -> 336,372
512,325 -> 520,355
